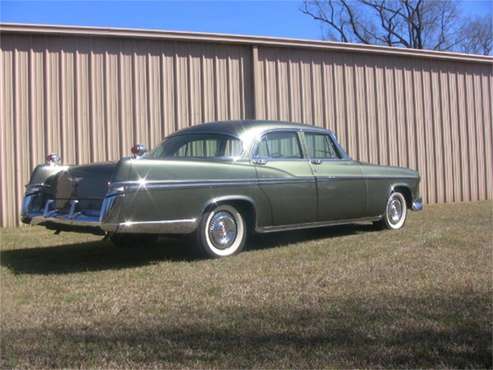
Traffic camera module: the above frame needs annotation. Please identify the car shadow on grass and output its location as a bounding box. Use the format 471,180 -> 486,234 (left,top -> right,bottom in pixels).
246,223 -> 377,252
1,293 -> 491,368
0,237 -> 191,275
0,224 -> 377,275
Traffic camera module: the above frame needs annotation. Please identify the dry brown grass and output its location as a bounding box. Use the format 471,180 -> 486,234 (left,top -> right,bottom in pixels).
1,201 -> 492,369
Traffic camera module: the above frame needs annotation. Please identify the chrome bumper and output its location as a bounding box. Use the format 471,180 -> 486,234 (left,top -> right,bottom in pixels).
22,193 -> 198,235
411,197 -> 423,211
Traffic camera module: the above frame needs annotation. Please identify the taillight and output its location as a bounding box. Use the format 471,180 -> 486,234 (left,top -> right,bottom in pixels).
46,153 -> 61,165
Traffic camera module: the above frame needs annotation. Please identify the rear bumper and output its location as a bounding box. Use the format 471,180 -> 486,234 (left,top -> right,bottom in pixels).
21,193 -> 198,235
29,213 -> 106,235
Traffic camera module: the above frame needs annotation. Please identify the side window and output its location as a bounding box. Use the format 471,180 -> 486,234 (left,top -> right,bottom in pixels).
256,131 -> 303,159
304,132 -> 340,159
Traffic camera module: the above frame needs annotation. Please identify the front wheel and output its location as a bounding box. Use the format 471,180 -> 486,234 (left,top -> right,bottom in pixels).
195,204 -> 246,258
374,192 -> 408,230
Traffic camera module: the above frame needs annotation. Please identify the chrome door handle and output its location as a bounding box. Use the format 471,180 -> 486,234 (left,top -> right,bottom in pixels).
310,159 -> 322,165
252,158 -> 268,165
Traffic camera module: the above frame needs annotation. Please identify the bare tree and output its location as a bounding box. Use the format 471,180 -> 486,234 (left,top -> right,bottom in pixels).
301,0 -> 492,54
457,16 -> 492,55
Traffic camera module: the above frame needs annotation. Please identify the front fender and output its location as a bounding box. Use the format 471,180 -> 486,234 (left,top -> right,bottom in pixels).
389,180 -> 422,211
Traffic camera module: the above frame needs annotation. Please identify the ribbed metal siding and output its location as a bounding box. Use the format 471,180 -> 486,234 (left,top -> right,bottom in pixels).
0,34 -> 253,226
254,46 -> 493,205
0,30 -> 492,227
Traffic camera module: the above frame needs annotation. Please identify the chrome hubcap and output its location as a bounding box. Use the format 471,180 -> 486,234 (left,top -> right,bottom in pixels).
208,211 -> 237,249
388,198 -> 403,225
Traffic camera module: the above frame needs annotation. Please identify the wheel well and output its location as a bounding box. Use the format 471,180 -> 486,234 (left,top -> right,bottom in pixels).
393,186 -> 412,209
206,199 -> 256,233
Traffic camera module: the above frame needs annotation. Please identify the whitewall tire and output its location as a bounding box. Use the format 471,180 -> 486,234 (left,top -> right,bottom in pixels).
376,192 -> 408,230
196,204 -> 246,258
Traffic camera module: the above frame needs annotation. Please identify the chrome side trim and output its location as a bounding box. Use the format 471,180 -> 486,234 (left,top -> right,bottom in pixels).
122,219 -> 197,225
102,218 -> 198,234
113,178 -> 257,184
366,176 -> 418,180
129,181 -> 256,190
257,178 -> 316,186
316,175 -> 418,181
112,177 -> 317,191
256,216 -> 382,233
115,178 -> 258,190
111,176 -> 416,191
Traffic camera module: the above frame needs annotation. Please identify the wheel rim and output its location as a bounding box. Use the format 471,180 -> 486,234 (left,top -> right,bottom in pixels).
208,211 -> 237,249
388,198 -> 403,225
386,193 -> 406,228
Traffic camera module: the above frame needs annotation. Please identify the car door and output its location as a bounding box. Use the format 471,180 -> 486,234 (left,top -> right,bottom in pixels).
252,130 -> 317,226
303,131 -> 367,221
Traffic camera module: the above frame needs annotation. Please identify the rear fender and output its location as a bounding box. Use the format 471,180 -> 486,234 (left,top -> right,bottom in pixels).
27,164 -> 68,190
201,195 -> 257,226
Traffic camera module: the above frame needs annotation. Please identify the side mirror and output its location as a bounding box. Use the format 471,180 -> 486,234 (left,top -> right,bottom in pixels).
46,153 -> 61,166
131,144 -> 147,158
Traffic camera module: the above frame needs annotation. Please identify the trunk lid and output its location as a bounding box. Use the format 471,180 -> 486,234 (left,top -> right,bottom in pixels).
53,162 -> 117,211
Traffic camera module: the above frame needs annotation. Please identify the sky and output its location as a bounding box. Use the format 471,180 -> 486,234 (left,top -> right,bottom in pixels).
1,0 -> 492,41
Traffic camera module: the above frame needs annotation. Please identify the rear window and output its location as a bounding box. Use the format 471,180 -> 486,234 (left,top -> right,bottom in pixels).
147,134 -> 243,160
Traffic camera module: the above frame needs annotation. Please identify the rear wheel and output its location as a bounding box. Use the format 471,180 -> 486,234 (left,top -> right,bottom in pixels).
109,233 -> 158,248
374,191 -> 408,230
195,204 -> 246,258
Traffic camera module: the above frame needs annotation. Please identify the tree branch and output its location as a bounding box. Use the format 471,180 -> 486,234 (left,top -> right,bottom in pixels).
301,1 -> 349,42
299,0 -> 481,53
339,0 -> 371,44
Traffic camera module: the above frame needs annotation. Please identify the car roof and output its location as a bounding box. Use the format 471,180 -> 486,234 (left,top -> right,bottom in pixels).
165,120 -> 350,160
168,120 -> 333,138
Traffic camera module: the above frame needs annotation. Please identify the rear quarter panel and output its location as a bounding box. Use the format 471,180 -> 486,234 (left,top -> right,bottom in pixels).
114,159 -> 273,228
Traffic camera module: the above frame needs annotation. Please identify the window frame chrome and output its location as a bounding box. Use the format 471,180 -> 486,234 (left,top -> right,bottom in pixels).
299,128 -> 352,162
249,127 -> 352,164
145,132 -> 246,162
249,128 -> 309,163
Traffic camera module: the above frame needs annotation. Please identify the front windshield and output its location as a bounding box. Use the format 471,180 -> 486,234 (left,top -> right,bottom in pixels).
146,134 -> 243,160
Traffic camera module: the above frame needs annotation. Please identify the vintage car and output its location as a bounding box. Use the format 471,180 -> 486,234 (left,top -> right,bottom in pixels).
22,120 -> 422,258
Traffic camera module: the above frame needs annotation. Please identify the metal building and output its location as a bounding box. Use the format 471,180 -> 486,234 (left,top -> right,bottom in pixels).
1,23 -> 492,227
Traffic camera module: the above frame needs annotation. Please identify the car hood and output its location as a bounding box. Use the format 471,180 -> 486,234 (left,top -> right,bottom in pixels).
358,161 -> 419,178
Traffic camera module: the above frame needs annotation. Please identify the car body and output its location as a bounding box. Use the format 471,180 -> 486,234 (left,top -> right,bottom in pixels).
22,120 -> 422,257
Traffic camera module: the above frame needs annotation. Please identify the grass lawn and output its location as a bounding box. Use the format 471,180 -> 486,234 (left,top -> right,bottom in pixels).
1,201 -> 492,368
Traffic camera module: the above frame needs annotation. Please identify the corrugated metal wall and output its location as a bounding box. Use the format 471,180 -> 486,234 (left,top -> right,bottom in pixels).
0,33 -> 253,226
254,46 -> 493,205
1,26 -> 492,227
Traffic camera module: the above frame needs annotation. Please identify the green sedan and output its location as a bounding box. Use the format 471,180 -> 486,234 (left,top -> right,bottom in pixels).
21,120 -> 422,258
